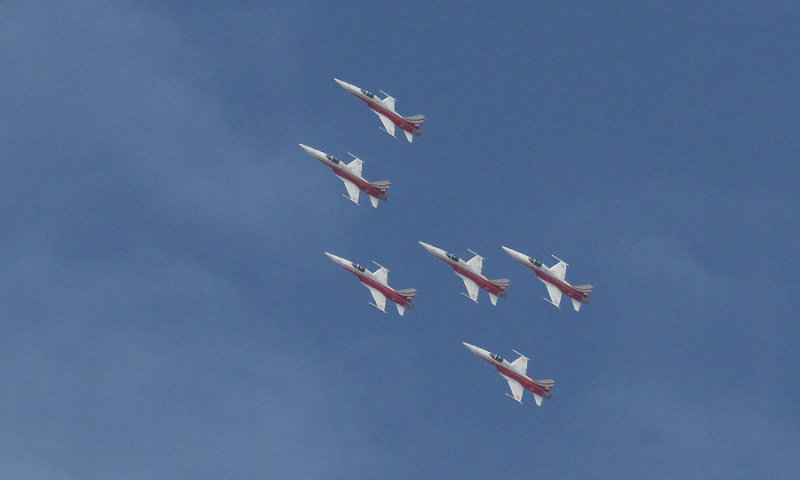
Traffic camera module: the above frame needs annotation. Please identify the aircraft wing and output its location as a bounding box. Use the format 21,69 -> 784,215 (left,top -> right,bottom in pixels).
340,178 -> 360,205
509,355 -> 528,376
363,283 -> 386,312
500,373 -> 524,404
381,92 -> 396,111
373,111 -> 396,137
372,266 -> 389,286
346,156 -> 363,177
550,260 -> 567,280
456,273 -> 479,302
465,253 -> 483,274
543,281 -> 562,308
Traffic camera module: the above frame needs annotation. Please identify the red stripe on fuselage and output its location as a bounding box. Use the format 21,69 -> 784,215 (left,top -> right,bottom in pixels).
452,264 -> 507,297
332,168 -> 386,200
532,269 -> 589,304
354,272 -> 412,308
368,103 -> 420,136
492,362 -> 552,399
346,91 -> 420,136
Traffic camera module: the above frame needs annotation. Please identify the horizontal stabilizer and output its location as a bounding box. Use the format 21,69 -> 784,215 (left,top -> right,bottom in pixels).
396,303 -> 405,316
404,130 -> 414,142
572,298 -> 581,312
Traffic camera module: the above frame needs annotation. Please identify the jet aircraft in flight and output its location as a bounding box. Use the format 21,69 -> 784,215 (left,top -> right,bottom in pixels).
502,246 -> 593,311
463,342 -> 554,406
299,144 -> 390,208
334,78 -> 425,142
418,241 -> 509,305
325,252 -> 416,316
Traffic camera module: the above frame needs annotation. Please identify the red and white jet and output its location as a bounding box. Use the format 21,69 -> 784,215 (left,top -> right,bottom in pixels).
325,252 -> 417,316
299,144 -> 390,208
334,78 -> 425,142
418,241 -> 509,306
462,342 -> 554,407
502,246 -> 593,312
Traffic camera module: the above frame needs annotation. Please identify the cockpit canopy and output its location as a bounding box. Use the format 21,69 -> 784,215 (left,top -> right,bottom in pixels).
445,252 -> 460,263
325,154 -> 340,164
351,263 -> 366,273
360,89 -> 374,99
490,353 -> 504,363
529,257 -> 542,267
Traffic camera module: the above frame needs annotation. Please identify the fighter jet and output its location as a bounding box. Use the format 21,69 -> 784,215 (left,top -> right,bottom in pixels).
334,78 -> 425,142
502,246 -> 593,312
462,342 -> 554,406
418,241 -> 509,305
324,252 -> 417,316
299,144 -> 390,208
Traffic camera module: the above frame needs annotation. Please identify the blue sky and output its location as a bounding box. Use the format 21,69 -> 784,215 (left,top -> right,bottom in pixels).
2,1 -> 799,478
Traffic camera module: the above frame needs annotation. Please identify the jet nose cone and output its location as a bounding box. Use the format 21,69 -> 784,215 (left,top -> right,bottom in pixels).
462,342 -> 485,357
418,241 -> 436,253
419,241 -> 446,259
324,252 -> 346,265
299,143 -> 323,158
298,143 -> 314,154
333,77 -> 352,89
501,246 -> 525,262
